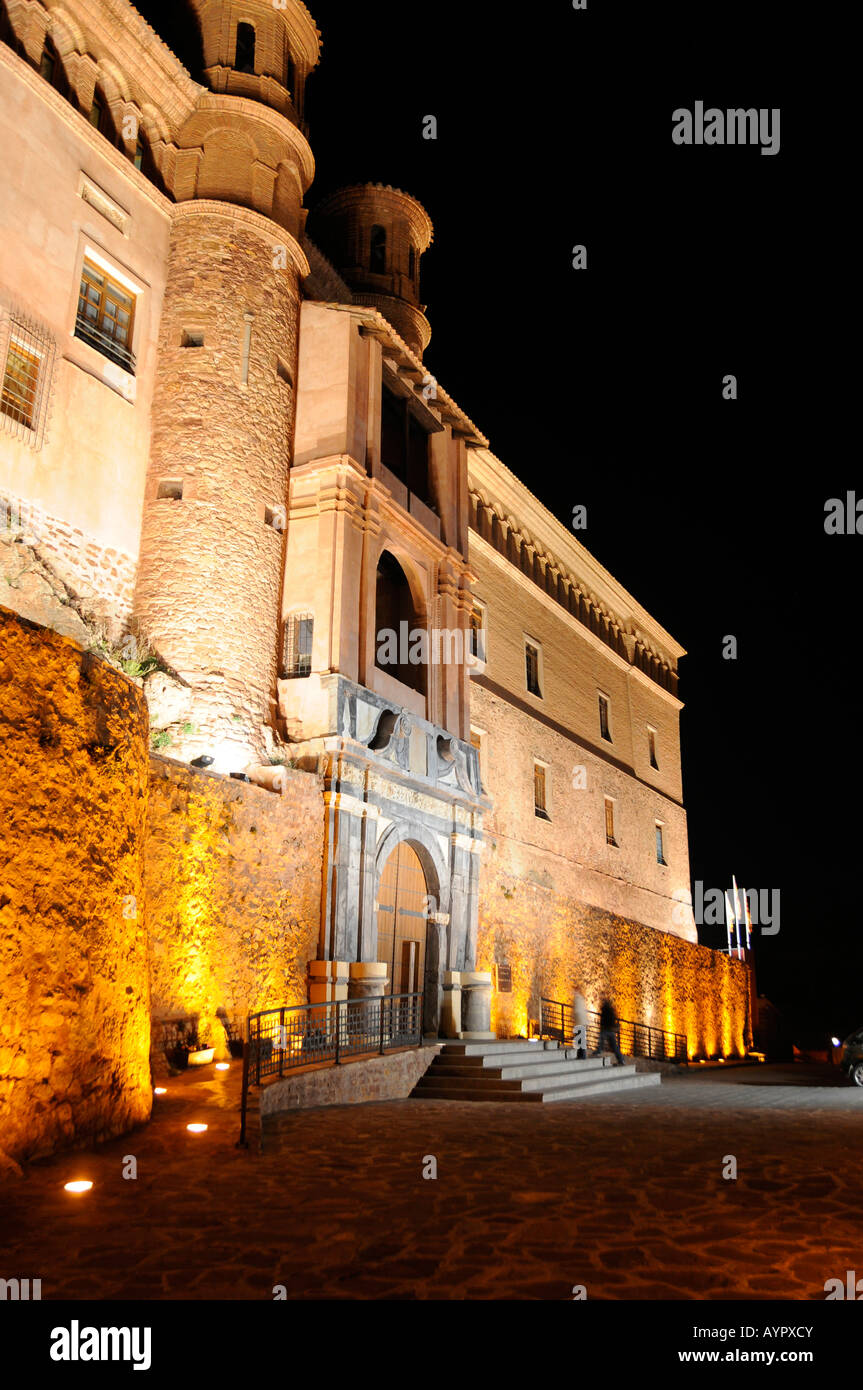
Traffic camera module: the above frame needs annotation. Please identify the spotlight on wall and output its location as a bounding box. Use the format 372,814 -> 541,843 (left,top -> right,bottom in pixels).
190,755 -> 214,768
186,1123 -> 208,1133
64,1180 -> 93,1194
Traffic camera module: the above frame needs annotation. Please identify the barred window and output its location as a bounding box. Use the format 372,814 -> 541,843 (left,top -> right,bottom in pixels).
283,612 -> 313,678
0,313 -> 55,448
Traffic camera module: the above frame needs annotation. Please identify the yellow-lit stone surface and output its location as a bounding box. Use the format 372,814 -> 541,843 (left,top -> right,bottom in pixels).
477,875 -> 749,1057
145,757 -> 324,1058
0,607 -> 152,1163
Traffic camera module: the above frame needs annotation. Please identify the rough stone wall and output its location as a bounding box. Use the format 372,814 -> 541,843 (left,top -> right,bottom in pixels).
477,866 -> 750,1059
144,755 -> 324,1062
0,607 -> 151,1164
134,204 -> 301,768
260,1044 -> 442,1119
2,491 -> 137,637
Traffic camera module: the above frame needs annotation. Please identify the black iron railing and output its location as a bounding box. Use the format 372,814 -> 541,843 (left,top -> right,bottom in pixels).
540,997 -> 687,1062
74,316 -> 136,373
238,991 -> 423,1146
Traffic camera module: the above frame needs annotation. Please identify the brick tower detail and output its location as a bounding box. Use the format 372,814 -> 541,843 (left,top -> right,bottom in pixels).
308,184 -> 434,358
133,0 -> 321,771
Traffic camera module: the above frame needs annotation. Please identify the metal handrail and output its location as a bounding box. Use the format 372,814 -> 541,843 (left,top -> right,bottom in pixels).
74,316 -> 136,373
238,991 -> 424,1147
540,996 -> 687,1062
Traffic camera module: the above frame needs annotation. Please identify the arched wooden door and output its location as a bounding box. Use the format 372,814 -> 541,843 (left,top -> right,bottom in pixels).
377,841 -> 428,996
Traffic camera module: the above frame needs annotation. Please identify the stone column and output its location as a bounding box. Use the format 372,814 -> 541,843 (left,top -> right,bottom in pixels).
440,970 -> 462,1038
459,971 -> 495,1040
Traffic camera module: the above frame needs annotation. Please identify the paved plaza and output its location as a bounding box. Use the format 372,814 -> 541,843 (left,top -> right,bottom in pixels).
1,1063 -> 859,1300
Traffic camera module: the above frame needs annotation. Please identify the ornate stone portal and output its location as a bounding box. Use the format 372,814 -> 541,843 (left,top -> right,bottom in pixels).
297,676 -> 487,1036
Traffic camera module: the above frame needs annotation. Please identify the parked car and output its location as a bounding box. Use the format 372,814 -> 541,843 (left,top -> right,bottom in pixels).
840,1029 -> 863,1085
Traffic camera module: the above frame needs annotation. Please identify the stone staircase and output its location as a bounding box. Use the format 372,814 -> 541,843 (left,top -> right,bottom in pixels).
411,1039 -> 662,1103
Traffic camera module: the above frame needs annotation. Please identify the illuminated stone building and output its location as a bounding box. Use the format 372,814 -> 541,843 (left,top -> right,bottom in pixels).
0,0 -> 746,1153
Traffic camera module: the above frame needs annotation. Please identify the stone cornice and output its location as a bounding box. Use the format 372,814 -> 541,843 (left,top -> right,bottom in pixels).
0,39 -> 174,216
468,448 -> 685,666
41,0 -> 202,129
191,92 -> 315,190
169,200 -> 310,276
470,531 -> 684,710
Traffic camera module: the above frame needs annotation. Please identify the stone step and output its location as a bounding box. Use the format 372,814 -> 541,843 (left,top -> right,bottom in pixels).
518,1062 -> 639,1092
413,1072 -> 525,1092
443,1040 -> 559,1058
427,1055 -> 613,1082
539,1072 -> 662,1101
412,1072 -> 661,1103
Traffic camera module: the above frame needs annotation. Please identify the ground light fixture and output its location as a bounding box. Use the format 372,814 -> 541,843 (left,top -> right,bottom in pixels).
154,1086 -> 167,1094
63,1180 -> 93,1194
186,1123 -> 208,1133
215,1062 -> 230,1071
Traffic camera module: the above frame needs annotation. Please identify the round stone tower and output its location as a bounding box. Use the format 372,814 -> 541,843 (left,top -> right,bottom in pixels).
134,1 -> 321,772
308,184 -> 433,358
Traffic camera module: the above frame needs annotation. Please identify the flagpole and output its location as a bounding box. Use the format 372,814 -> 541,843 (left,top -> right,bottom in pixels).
732,875 -> 743,959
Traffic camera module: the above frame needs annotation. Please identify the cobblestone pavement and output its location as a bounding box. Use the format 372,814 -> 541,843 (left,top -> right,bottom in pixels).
1,1063 -> 860,1300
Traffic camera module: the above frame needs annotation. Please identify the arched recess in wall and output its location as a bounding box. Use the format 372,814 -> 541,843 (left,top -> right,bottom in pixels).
87,84 -> 121,146
38,36 -> 72,100
374,549 -> 426,696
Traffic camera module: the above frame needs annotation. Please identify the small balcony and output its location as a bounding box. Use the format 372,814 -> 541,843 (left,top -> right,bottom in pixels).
74,315 -> 136,374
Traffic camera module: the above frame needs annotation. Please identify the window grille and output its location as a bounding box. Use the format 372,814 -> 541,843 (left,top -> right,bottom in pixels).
283,612 -> 313,678
0,309 -> 56,449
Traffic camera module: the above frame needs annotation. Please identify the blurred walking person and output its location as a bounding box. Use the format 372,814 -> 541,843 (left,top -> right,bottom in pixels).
594,996 -> 624,1066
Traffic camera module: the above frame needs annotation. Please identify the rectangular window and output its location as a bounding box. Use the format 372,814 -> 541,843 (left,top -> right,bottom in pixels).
655,822 -> 667,865
0,314 -> 55,447
534,762 -> 550,820
648,727 -> 658,769
1,340 -> 40,430
605,797 -> 617,846
380,382 -> 435,512
599,694 -> 611,742
283,612 -> 313,678
75,260 -> 136,372
469,602 -> 486,663
525,640 -> 542,697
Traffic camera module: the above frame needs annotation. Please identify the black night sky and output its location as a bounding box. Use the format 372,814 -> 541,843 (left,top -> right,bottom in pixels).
140,0 -> 854,1045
